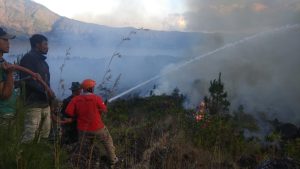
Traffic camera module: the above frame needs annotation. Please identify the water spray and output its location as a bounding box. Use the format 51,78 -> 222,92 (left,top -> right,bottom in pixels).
108,24 -> 300,103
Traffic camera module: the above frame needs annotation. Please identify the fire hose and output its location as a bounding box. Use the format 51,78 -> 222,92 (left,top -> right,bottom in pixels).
11,64 -> 53,95
11,64 -> 69,124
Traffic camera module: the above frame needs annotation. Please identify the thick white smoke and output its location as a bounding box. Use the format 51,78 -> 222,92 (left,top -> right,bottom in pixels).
183,0 -> 300,32
156,24 -> 300,124
152,0 -> 300,124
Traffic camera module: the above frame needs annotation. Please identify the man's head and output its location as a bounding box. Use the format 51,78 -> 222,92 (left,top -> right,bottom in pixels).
81,79 -> 96,93
30,34 -> 48,55
0,27 -> 15,54
70,82 -> 81,96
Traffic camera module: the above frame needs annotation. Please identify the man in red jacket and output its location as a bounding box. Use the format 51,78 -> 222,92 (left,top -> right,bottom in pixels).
65,79 -> 118,166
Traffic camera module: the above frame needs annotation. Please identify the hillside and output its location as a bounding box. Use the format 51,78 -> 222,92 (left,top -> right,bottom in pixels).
0,0 -> 60,35
0,0 -> 211,59
0,0 -> 220,100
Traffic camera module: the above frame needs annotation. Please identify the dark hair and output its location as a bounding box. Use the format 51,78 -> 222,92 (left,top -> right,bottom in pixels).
30,34 -> 47,48
86,88 -> 94,93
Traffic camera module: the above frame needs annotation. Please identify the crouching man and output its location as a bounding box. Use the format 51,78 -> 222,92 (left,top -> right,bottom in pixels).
65,79 -> 118,167
60,82 -> 81,144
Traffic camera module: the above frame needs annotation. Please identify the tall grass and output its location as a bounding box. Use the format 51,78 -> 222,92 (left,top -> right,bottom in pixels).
1,92 -> 299,168
0,96 -> 67,169
57,47 -> 72,98
98,28 -> 150,100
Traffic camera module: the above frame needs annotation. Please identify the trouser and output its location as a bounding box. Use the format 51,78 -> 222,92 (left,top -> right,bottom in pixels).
0,115 -> 15,127
79,126 -> 117,163
61,121 -> 78,144
0,115 -> 15,136
21,106 -> 51,143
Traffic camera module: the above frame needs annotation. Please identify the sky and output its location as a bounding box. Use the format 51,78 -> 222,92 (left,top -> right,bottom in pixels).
32,0 -> 188,31
32,0 -> 300,32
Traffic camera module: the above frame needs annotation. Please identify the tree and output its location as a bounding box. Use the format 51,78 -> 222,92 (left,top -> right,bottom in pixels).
171,87 -> 180,97
204,72 -> 230,115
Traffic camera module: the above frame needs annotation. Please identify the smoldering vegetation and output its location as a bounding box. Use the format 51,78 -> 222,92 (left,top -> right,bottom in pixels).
156,25 -> 300,124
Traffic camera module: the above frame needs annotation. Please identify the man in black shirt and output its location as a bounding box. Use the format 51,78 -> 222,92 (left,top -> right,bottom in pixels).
60,82 -> 81,144
20,34 -> 55,143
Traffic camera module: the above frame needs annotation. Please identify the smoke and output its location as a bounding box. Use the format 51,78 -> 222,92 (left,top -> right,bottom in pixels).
73,0 -> 148,28
72,0 -> 187,31
156,24 -> 300,124
183,0 -> 300,33
153,0 -> 300,124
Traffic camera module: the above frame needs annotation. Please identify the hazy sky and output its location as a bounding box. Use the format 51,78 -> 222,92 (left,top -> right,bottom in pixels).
32,0 -> 187,31
32,0 -> 300,32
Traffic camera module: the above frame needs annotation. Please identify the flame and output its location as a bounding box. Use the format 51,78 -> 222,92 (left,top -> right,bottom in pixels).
195,114 -> 204,122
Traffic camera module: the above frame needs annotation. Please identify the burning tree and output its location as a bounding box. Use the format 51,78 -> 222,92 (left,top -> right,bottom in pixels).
204,72 -> 230,115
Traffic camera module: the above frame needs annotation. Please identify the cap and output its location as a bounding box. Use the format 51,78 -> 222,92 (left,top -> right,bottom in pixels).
69,82 -> 81,91
0,27 -> 16,39
81,79 -> 96,89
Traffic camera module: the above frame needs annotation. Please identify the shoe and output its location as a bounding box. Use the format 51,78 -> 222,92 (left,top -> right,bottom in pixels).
109,157 -> 119,169
110,157 -> 119,165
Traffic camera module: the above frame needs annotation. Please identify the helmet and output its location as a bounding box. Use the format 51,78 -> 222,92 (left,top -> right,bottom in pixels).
81,79 -> 96,89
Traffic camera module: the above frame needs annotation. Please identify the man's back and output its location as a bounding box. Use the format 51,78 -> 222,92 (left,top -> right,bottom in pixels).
61,95 -> 74,118
66,94 -> 107,132
60,95 -> 77,144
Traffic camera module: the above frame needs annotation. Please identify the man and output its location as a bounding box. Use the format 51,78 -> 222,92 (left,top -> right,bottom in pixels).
60,82 -> 81,144
0,27 -> 16,126
65,79 -> 118,167
20,34 -> 55,143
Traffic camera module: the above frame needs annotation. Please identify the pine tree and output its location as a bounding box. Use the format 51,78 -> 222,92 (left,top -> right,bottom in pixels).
204,72 -> 230,115
172,87 -> 180,97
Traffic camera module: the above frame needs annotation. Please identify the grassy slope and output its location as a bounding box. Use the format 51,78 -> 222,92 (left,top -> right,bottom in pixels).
1,94 -> 299,169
